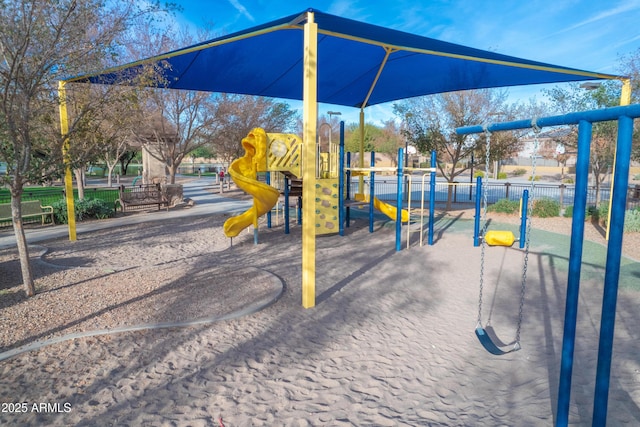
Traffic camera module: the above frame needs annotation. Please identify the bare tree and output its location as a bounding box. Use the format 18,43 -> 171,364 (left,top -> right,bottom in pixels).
84,88 -> 143,187
212,94 -> 298,165
123,26 -> 225,184
618,48 -> 640,162
394,89 -> 518,210
544,81 -> 622,205
134,88 -> 220,184
0,0 -> 172,297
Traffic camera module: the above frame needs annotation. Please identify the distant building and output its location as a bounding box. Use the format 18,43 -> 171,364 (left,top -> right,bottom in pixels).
508,128 -> 576,167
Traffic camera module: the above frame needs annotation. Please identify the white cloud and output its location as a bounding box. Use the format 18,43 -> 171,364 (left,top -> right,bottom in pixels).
549,0 -> 640,37
228,0 -> 255,22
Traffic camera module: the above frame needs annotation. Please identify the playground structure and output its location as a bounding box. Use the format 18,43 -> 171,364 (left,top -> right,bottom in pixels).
223,127 -> 343,241
458,103 -> 640,427
222,129 -> 280,241
341,146 -> 438,250
342,152 -> 410,229
223,124 -> 444,252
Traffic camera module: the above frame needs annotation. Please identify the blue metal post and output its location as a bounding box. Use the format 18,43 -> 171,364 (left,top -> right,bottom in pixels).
266,172 -> 272,229
346,153 -> 351,227
519,189 -> 528,249
592,115 -> 634,426
454,105 -> 640,427
369,151 -> 375,233
396,148 -> 404,252
428,150 -> 436,245
284,175 -> 290,234
474,176 -> 482,247
556,120 -> 592,427
338,121 -> 345,236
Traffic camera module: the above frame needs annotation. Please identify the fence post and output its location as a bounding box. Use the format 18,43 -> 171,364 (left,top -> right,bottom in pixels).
559,184 -> 565,208
505,182 -> 510,200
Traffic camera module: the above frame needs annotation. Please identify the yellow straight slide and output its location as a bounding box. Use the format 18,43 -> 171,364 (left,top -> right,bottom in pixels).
356,193 -> 409,222
223,129 -> 280,238
373,196 -> 409,223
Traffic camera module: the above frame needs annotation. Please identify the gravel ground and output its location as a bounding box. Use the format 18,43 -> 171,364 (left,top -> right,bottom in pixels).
0,205 -> 638,355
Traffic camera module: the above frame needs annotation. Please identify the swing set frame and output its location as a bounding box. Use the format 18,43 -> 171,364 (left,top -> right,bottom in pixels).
457,102 -> 640,427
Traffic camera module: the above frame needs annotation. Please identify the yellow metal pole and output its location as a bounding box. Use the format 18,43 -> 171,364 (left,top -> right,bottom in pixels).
301,11 -> 318,308
605,78 -> 632,240
58,81 -> 76,241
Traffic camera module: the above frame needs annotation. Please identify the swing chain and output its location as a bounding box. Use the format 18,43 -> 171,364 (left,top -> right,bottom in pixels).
477,128 -> 492,325
515,125 -> 539,343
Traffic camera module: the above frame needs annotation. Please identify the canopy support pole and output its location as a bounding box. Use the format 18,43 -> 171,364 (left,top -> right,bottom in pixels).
604,78 -> 632,240
302,11 -> 318,308
58,81 -> 76,242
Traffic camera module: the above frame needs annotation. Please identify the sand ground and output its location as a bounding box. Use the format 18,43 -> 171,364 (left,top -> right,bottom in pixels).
0,197 -> 639,426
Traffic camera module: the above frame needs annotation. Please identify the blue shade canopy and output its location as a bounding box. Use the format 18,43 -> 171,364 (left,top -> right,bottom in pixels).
68,9 -> 622,108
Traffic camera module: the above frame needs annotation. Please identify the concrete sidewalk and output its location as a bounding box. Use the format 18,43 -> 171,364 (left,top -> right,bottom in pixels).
0,177 -> 251,249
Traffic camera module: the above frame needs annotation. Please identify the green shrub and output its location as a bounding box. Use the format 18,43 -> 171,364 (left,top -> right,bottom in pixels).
497,172 -> 507,180
528,175 -> 541,181
562,178 -> 574,184
624,208 -> 640,232
531,198 -> 560,218
598,206 -> 640,232
512,168 -> 526,176
563,205 -> 600,220
598,204 -> 609,226
563,205 -> 573,218
51,198 -> 114,224
634,173 -> 640,180
487,198 -> 520,214
474,170 -> 485,178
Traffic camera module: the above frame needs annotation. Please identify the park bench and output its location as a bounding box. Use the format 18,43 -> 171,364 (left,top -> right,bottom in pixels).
0,200 -> 54,226
115,184 -> 168,212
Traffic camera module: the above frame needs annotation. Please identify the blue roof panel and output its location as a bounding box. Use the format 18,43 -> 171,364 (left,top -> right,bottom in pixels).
69,9 -> 621,108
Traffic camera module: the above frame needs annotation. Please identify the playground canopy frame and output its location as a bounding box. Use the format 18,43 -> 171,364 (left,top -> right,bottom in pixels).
59,9 -> 629,310
65,9 -> 623,108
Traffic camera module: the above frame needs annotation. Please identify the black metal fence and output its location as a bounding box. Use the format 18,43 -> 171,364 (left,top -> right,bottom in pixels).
0,187 -> 120,207
352,178 -> 640,210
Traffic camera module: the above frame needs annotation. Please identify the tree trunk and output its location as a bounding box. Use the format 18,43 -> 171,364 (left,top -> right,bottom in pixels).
594,171 -> 602,206
74,168 -> 85,200
446,182 -> 453,211
169,164 -> 177,184
11,195 -> 35,297
106,164 -> 117,187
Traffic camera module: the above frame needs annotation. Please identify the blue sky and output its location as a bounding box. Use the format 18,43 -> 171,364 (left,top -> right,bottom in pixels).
169,0 -> 640,125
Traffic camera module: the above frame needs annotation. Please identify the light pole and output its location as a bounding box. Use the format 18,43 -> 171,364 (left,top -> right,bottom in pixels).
403,113 -> 413,201
580,82 -> 601,90
327,111 -> 341,121
326,111 -> 341,178
326,111 -> 341,146
469,151 -> 474,200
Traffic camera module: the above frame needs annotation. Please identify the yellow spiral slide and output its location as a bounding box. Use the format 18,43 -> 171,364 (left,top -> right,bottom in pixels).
223,128 -> 280,238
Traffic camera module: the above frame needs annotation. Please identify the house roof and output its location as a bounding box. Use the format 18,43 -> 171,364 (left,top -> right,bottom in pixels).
66,9 -> 622,108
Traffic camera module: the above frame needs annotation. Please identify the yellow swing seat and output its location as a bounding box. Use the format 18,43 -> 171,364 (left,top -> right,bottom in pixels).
484,230 -> 516,247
